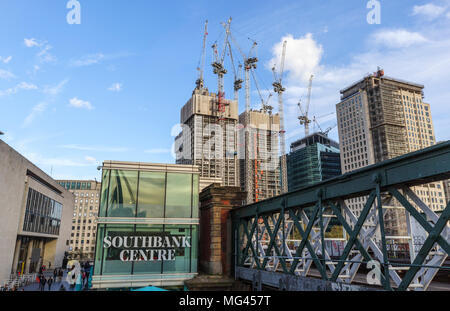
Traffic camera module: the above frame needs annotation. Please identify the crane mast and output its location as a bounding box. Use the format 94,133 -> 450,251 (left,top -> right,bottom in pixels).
272,40 -> 288,194
298,74 -> 314,137
196,20 -> 208,90
212,17 -> 232,186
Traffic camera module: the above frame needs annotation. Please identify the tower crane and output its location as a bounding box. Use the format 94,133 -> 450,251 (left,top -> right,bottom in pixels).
195,20 -> 209,90
227,40 -> 243,101
227,29 -> 259,203
272,40 -> 288,194
298,74 -> 314,137
312,112 -> 337,136
212,17 -> 232,185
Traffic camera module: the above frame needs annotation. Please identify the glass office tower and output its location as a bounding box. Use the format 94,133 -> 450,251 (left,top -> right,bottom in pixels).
92,161 -> 199,289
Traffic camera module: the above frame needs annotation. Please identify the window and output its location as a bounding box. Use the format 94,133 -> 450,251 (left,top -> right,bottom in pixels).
107,170 -> 138,217
165,173 -> 192,218
137,172 -> 166,218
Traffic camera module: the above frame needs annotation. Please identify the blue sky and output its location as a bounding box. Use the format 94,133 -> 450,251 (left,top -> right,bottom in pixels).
1,0 -> 450,180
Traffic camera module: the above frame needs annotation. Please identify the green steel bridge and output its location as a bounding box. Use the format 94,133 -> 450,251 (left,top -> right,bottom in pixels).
231,141 -> 450,291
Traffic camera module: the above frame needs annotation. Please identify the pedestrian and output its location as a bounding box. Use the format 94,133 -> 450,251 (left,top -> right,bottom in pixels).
47,277 -> 53,291
39,276 -> 46,291
53,268 -> 57,281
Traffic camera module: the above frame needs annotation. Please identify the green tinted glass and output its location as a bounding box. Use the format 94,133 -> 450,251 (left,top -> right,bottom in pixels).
107,170 -> 138,217
165,173 -> 192,218
137,172 -> 166,218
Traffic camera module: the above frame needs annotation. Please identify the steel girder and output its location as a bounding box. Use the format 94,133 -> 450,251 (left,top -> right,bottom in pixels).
232,141 -> 450,291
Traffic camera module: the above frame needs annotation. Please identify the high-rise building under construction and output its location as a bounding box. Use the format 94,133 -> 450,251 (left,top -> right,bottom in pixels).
175,87 -> 239,190
336,69 -> 445,236
239,109 -> 281,204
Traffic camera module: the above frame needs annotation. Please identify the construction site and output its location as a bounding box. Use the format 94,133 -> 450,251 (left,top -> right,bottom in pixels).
174,18 -> 293,203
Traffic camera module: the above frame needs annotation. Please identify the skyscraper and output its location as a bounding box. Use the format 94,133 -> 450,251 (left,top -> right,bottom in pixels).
175,87 -> 239,190
287,132 -> 341,192
239,109 -> 281,203
336,69 -> 445,235
56,180 -> 101,260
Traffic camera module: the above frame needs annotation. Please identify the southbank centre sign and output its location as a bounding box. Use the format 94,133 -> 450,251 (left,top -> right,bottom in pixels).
103,232 -> 192,262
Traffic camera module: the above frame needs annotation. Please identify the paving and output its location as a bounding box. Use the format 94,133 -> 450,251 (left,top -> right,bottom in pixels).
19,269 -> 89,292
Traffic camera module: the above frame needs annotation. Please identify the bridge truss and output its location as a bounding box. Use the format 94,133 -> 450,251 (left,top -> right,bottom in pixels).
231,141 -> 450,291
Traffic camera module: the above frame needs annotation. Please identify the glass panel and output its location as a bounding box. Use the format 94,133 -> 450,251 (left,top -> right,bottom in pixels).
99,169 -> 110,217
94,224 -> 105,275
192,175 -> 199,218
107,170 -> 138,217
162,225 -> 191,274
165,173 -> 192,218
137,172 -> 166,218
101,225 -> 133,275
133,225 -> 163,274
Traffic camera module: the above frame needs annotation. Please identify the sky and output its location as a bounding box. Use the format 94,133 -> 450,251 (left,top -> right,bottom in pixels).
1,0 -> 450,181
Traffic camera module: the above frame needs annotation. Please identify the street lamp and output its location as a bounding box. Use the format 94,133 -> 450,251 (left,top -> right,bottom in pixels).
0,131 -> 4,135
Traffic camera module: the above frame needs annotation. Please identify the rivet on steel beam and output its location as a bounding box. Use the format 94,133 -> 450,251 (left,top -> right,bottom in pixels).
316,188 -> 324,198
372,173 -> 381,184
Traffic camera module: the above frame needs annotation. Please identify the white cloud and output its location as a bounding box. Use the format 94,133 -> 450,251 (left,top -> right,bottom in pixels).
70,53 -> 105,67
23,102 -> 48,127
43,79 -> 68,96
24,38 -> 39,47
25,152 -> 98,168
60,144 -> 129,152
0,82 -> 38,96
0,56 -> 12,64
108,83 -> 123,92
269,23 -> 450,144
69,97 -> 94,110
84,156 -> 98,164
0,69 -> 15,80
268,33 -> 324,84
412,3 -> 447,19
69,52 -> 133,67
370,29 -> 428,49
24,38 -> 56,63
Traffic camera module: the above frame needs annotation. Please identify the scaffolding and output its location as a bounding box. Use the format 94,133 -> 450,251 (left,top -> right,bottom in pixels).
175,88 -> 239,188
239,109 -> 281,203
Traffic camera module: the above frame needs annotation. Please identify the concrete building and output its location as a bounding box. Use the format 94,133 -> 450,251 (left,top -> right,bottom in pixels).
336,69 -> 445,236
175,87 -> 239,190
287,132 -> 341,192
239,109 -> 281,203
0,139 -> 73,285
56,180 -> 101,261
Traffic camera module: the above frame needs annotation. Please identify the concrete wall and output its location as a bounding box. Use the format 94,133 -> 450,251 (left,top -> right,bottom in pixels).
0,139 -> 74,284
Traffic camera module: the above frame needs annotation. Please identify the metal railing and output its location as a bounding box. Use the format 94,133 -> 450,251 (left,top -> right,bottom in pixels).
231,141 -> 450,291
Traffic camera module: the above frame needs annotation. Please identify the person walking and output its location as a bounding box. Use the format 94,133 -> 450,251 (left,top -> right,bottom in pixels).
53,268 -> 57,281
58,269 -> 63,283
47,277 -> 53,291
39,276 -> 46,291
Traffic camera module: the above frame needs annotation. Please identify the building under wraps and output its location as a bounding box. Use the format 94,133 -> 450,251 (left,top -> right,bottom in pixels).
239,109 -> 281,204
175,88 -> 239,190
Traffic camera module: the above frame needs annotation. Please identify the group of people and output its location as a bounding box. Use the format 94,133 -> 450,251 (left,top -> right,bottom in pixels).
37,267 -> 65,291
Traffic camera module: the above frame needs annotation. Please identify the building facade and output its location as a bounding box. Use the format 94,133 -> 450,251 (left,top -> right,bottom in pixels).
287,132 -> 341,192
336,69 -> 445,236
56,180 -> 101,261
92,161 -> 199,289
175,87 -> 239,190
0,139 -> 73,285
239,109 -> 281,203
